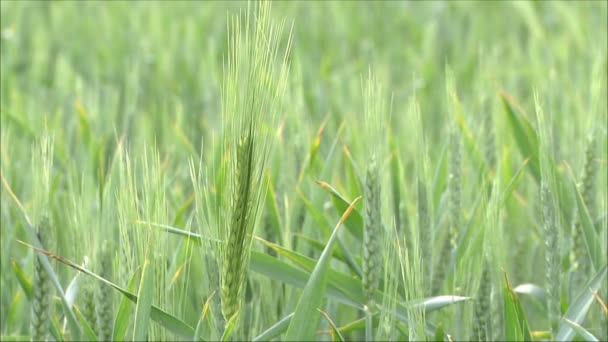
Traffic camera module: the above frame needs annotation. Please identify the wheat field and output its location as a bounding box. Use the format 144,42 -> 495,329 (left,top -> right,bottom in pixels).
1,1 -> 607,341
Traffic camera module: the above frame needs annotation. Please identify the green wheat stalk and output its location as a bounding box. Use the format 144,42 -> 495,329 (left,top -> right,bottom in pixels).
433,129 -> 461,295
363,154 -> 382,307
360,70 -> 389,309
411,93 -> 433,295
417,179 -> 431,292
217,0 -> 291,326
82,283 -> 97,334
483,112 -> 497,175
31,217 -> 52,342
570,133 -> 597,285
536,91 -> 562,336
542,183 -> 561,335
472,259 -> 492,341
448,130 -> 462,252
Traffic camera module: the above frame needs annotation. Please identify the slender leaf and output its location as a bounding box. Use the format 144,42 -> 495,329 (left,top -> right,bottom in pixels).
133,259 -> 154,341
113,270 -> 139,341
319,309 -> 345,342
11,260 -> 32,298
572,177 -> 605,272
297,190 -> 363,276
21,232 -> 82,339
503,272 -> 533,341
253,312 -> 294,342
73,305 -> 98,342
18,242 -> 195,338
500,92 -> 540,182
498,158 -> 529,208
285,197 -> 361,341
255,237 -> 364,304
556,265 -> 607,341
316,180 -> 364,239
563,319 -> 599,342
10,261 -> 65,342
221,310 -> 239,342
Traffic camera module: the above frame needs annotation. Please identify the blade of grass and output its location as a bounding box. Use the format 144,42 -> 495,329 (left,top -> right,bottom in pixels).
324,315 -> 378,335
221,310 -> 239,342
592,291 -> 607,316
135,220 -> 223,245
293,233 -> 350,266
73,305 -> 98,341
137,217 -> 469,329
113,270 -> 139,341
135,215 -> 470,326
27,234 -> 82,339
318,309 -> 345,342
254,236 -> 364,303
498,158 -> 529,208
297,189 -> 363,276
365,307 -> 373,342
1,173 -> 82,338
556,265 -> 607,341
452,90 -> 486,178
252,312 -> 294,342
570,174 -> 605,272
316,180 -> 364,240
132,258 -> 154,341
503,272 -> 533,341
563,319 -> 599,342
499,91 -> 540,182
17,241 -> 195,338
193,290 -> 216,341
249,251 -> 360,308
250,251 -> 360,308
10,260 -> 64,342
11,260 -> 32,298
285,196 -> 361,341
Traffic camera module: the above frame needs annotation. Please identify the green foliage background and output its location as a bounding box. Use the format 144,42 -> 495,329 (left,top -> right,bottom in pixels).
1,1 -> 606,341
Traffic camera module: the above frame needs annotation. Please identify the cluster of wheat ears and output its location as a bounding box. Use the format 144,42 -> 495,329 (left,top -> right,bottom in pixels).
1,1 -> 606,342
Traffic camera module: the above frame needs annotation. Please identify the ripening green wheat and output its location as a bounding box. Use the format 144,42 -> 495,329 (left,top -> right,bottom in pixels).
215,0 -> 291,327
541,182 -> 561,335
472,259 -> 491,342
0,1 -> 606,342
571,132 -> 598,288
363,155 -> 381,307
448,130 -> 462,253
31,218 -> 51,342
81,283 -> 97,334
361,71 -> 389,309
95,241 -> 114,341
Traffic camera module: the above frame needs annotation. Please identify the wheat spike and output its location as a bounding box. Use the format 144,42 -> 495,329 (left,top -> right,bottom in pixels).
96,241 -> 114,341
363,155 -> 382,307
541,183 -> 560,334
472,259 -> 492,341
31,217 -> 51,342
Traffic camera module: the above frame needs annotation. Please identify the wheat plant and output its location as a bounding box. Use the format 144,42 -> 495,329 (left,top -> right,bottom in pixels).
0,1 -> 606,342
213,1 -> 291,331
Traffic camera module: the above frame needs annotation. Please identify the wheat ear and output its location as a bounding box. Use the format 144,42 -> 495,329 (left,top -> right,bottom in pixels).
363,155 -> 382,307
31,217 -> 51,342
541,183 -> 560,334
